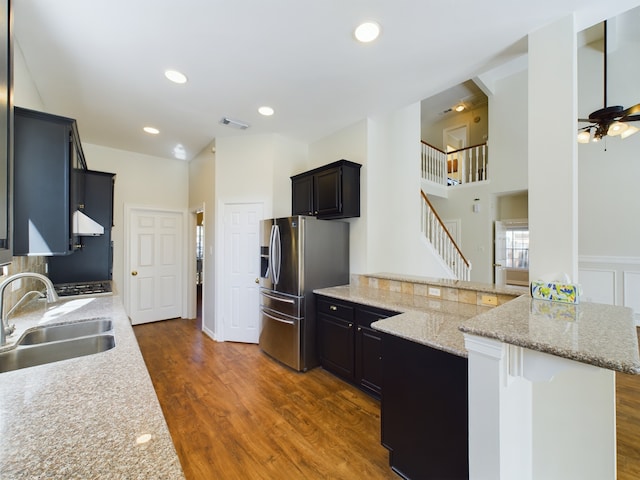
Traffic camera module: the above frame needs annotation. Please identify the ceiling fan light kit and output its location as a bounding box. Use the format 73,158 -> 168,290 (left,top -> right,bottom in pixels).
577,21 -> 640,143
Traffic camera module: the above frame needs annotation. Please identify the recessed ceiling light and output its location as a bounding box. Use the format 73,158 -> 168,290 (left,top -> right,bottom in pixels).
354,21 -> 381,43
164,69 -> 188,84
143,126 -> 160,135
455,104 -> 465,112
258,106 -> 274,116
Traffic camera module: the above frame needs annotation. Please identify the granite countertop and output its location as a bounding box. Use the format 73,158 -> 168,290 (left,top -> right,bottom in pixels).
459,295 -> 640,374
0,294 -> 185,479
314,285 -> 492,357
316,283 -> 640,374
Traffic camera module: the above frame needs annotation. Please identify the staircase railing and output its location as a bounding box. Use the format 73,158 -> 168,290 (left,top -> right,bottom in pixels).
420,190 -> 471,281
421,141 -> 447,186
421,141 -> 488,186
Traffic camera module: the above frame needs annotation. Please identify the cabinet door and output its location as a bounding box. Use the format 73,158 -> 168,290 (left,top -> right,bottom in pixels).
355,305 -> 395,397
291,174 -> 314,215
381,333 -> 469,479
314,167 -> 341,217
318,313 -> 354,380
14,109 -> 73,255
355,325 -> 382,397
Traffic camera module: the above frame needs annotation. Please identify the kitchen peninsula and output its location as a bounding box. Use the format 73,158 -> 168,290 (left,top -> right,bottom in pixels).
316,273 -> 640,480
0,294 -> 184,479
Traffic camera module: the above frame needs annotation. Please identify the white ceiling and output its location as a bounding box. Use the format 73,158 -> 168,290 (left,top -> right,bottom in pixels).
13,0 -> 640,162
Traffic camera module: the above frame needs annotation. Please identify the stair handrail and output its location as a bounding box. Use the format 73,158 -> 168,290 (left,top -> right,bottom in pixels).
420,140 -> 446,153
445,141 -> 487,156
420,190 -> 471,278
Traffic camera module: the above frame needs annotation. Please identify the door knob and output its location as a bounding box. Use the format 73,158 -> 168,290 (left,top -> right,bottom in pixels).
255,278 -> 259,284
131,271 -> 138,276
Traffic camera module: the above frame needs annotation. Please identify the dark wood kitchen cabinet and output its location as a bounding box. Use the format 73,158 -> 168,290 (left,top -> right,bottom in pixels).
317,296 -> 355,379
317,294 -> 397,398
13,107 -> 87,255
381,332 -> 469,480
291,159 -> 361,219
48,170 -> 115,283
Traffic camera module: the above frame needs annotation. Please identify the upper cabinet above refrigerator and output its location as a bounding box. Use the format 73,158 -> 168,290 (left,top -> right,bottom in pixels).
291,159 -> 361,219
13,107 -> 89,256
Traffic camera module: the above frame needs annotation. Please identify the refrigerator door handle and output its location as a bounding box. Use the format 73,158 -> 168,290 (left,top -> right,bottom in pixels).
261,292 -> 295,304
273,225 -> 281,285
262,310 -> 295,325
268,225 -> 276,284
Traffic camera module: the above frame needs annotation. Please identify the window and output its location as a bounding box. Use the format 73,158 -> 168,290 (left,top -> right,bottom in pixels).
505,228 -> 529,269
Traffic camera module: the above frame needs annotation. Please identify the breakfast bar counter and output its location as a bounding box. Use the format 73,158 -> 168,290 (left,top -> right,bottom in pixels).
0,294 -> 184,479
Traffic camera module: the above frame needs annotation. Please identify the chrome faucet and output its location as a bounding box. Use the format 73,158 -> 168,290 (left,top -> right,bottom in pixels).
0,272 -> 59,345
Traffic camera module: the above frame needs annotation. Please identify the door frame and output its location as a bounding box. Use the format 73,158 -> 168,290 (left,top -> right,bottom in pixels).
124,204 -> 189,321
215,201 -> 264,342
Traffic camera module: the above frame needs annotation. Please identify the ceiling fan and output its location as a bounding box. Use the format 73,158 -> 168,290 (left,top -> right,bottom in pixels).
578,20 -> 640,143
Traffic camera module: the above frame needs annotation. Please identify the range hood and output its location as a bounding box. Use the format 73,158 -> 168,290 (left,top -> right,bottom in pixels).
73,210 -> 104,236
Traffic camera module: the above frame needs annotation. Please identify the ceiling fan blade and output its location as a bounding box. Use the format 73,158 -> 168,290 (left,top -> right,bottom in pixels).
620,103 -> 640,119
578,118 -> 594,123
620,115 -> 640,122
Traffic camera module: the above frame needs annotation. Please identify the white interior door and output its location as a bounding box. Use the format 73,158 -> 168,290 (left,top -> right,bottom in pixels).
494,220 -> 507,286
128,208 -> 184,325
222,203 -> 262,343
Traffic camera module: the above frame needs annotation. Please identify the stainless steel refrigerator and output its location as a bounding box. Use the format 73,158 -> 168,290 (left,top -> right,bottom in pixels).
259,216 -> 349,371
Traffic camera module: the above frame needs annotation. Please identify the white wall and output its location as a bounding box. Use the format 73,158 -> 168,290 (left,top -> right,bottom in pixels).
13,41 -> 44,110
421,104 -> 488,150
430,183 -> 494,283
308,120 -> 368,274
188,141 -> 216,333
577,35 -> 640,257
370,103 -> 452,277
83,144 -> 189,296
489,70 -> 529,193
212,133 -> 306,337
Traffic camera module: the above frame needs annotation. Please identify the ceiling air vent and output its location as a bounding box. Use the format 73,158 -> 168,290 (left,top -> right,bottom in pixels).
220,117 -> 249,129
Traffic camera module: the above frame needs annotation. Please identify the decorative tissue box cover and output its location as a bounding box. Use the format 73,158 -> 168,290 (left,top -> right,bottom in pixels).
530,281 -> 580,304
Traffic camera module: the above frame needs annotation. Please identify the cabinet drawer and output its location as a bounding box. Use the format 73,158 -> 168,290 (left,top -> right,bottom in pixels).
317,297 -> 354,322
356,305 -> 398,327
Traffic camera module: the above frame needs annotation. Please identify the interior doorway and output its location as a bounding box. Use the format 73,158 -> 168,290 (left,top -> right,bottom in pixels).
125,206 -> 185,325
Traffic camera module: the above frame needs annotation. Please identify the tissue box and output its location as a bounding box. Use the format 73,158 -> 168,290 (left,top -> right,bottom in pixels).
530,281 -> 580,304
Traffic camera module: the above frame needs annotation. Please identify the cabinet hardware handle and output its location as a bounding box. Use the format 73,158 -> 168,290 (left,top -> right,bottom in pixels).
348,323 -> 353,328
357,327 -> 361,332
131,271 -> 138,276
330,305 -> 337,311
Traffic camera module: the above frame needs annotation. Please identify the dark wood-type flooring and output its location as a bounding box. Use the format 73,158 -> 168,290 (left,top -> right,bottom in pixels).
134,318 -> 640,480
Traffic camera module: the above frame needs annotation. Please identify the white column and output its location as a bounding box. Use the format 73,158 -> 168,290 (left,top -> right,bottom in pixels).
465,334 -> 532,480
528,15 -> 578,281
465,333 -> 616,480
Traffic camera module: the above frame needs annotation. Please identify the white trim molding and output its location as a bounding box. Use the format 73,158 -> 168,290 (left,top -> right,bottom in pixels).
579,256 -> 640,326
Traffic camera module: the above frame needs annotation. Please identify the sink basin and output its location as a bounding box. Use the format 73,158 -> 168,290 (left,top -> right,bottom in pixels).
18,318 -> 113,345
0,334 -> 115,373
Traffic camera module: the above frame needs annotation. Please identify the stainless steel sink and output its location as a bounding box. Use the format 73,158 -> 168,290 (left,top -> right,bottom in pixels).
0,334 -> 115,373
18,318 -> 113,345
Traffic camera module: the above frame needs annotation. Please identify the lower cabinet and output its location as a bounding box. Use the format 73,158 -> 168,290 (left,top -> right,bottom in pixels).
316,295 -> 397,398
381,332 -> 469,480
